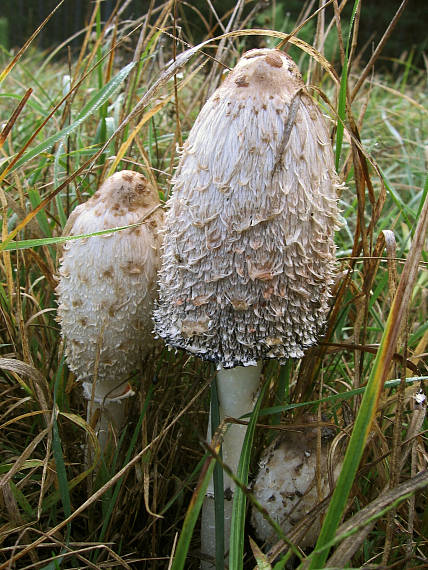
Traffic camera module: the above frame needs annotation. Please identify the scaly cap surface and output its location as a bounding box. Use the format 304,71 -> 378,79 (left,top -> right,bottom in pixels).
155,49 -> 341,369
57,170 -> 163,389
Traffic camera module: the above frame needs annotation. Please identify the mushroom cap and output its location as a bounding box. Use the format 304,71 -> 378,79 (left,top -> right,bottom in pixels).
154,49 -> 341,369
251,425 -> 342,548
56,170 -> 163,387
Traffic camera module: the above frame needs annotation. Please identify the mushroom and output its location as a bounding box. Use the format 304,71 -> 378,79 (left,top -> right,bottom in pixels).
251,418 -> 343,552
56,170 -> 163,453
154,48 -> 341,566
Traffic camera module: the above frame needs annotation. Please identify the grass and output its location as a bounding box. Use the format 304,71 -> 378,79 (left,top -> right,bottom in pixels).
0,0 -> 427,568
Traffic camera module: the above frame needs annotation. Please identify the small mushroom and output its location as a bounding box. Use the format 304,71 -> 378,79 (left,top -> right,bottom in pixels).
56,170 -> 163,452
251,421 -> 343,551
154,48 -> 341,566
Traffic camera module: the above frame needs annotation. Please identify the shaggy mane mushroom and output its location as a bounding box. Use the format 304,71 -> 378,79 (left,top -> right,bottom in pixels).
57,170 -> 163,454
154,48 -> 341,567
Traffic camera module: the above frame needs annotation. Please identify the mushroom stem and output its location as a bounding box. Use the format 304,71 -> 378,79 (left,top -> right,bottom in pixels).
201,363 -> 262,569
83,380 -> 135,455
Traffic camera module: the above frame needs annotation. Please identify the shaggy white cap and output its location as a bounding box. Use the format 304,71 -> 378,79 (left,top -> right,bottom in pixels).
251,424 -> 342,548
56,170 -> 163,393
154,49 -> 341,369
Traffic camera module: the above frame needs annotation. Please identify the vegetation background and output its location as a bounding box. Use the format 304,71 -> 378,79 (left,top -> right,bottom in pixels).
0,0 -> 426,569
1,0 -> 427,69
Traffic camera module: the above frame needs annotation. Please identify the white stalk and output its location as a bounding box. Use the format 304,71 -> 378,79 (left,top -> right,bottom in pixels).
83,379 -> 135,455
201,363 -> 262,569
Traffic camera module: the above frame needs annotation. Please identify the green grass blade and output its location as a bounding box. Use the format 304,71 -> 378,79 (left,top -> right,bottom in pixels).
95,3 -> 104,91
11,62 -> 135,172
257,375 -> 425,418
414,176 -> 428,233
53,139 -> 68,228
335,0 -> 360,170
170,452 -> 214,570
0,460 -> 44,475
305,364 -> 384,567
39,558 -> 65,570
0,92 -> 47,116
52,375 -> 71,542
229,379 -> 269,570
42,417 -> 99,511
271,361 -> 290,429
211,377 -> 225,570
2,213 -> 159,251
9,480 -> 34,518
28,187 -> 53,238
335,56 -> 348,171
378,166 -> 415,228
306,191 -> 428,569
160,456 -> 205,515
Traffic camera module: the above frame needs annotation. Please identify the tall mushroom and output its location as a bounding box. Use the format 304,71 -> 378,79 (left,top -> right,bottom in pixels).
154,48 -> 340,566
57,170 -> 163,453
